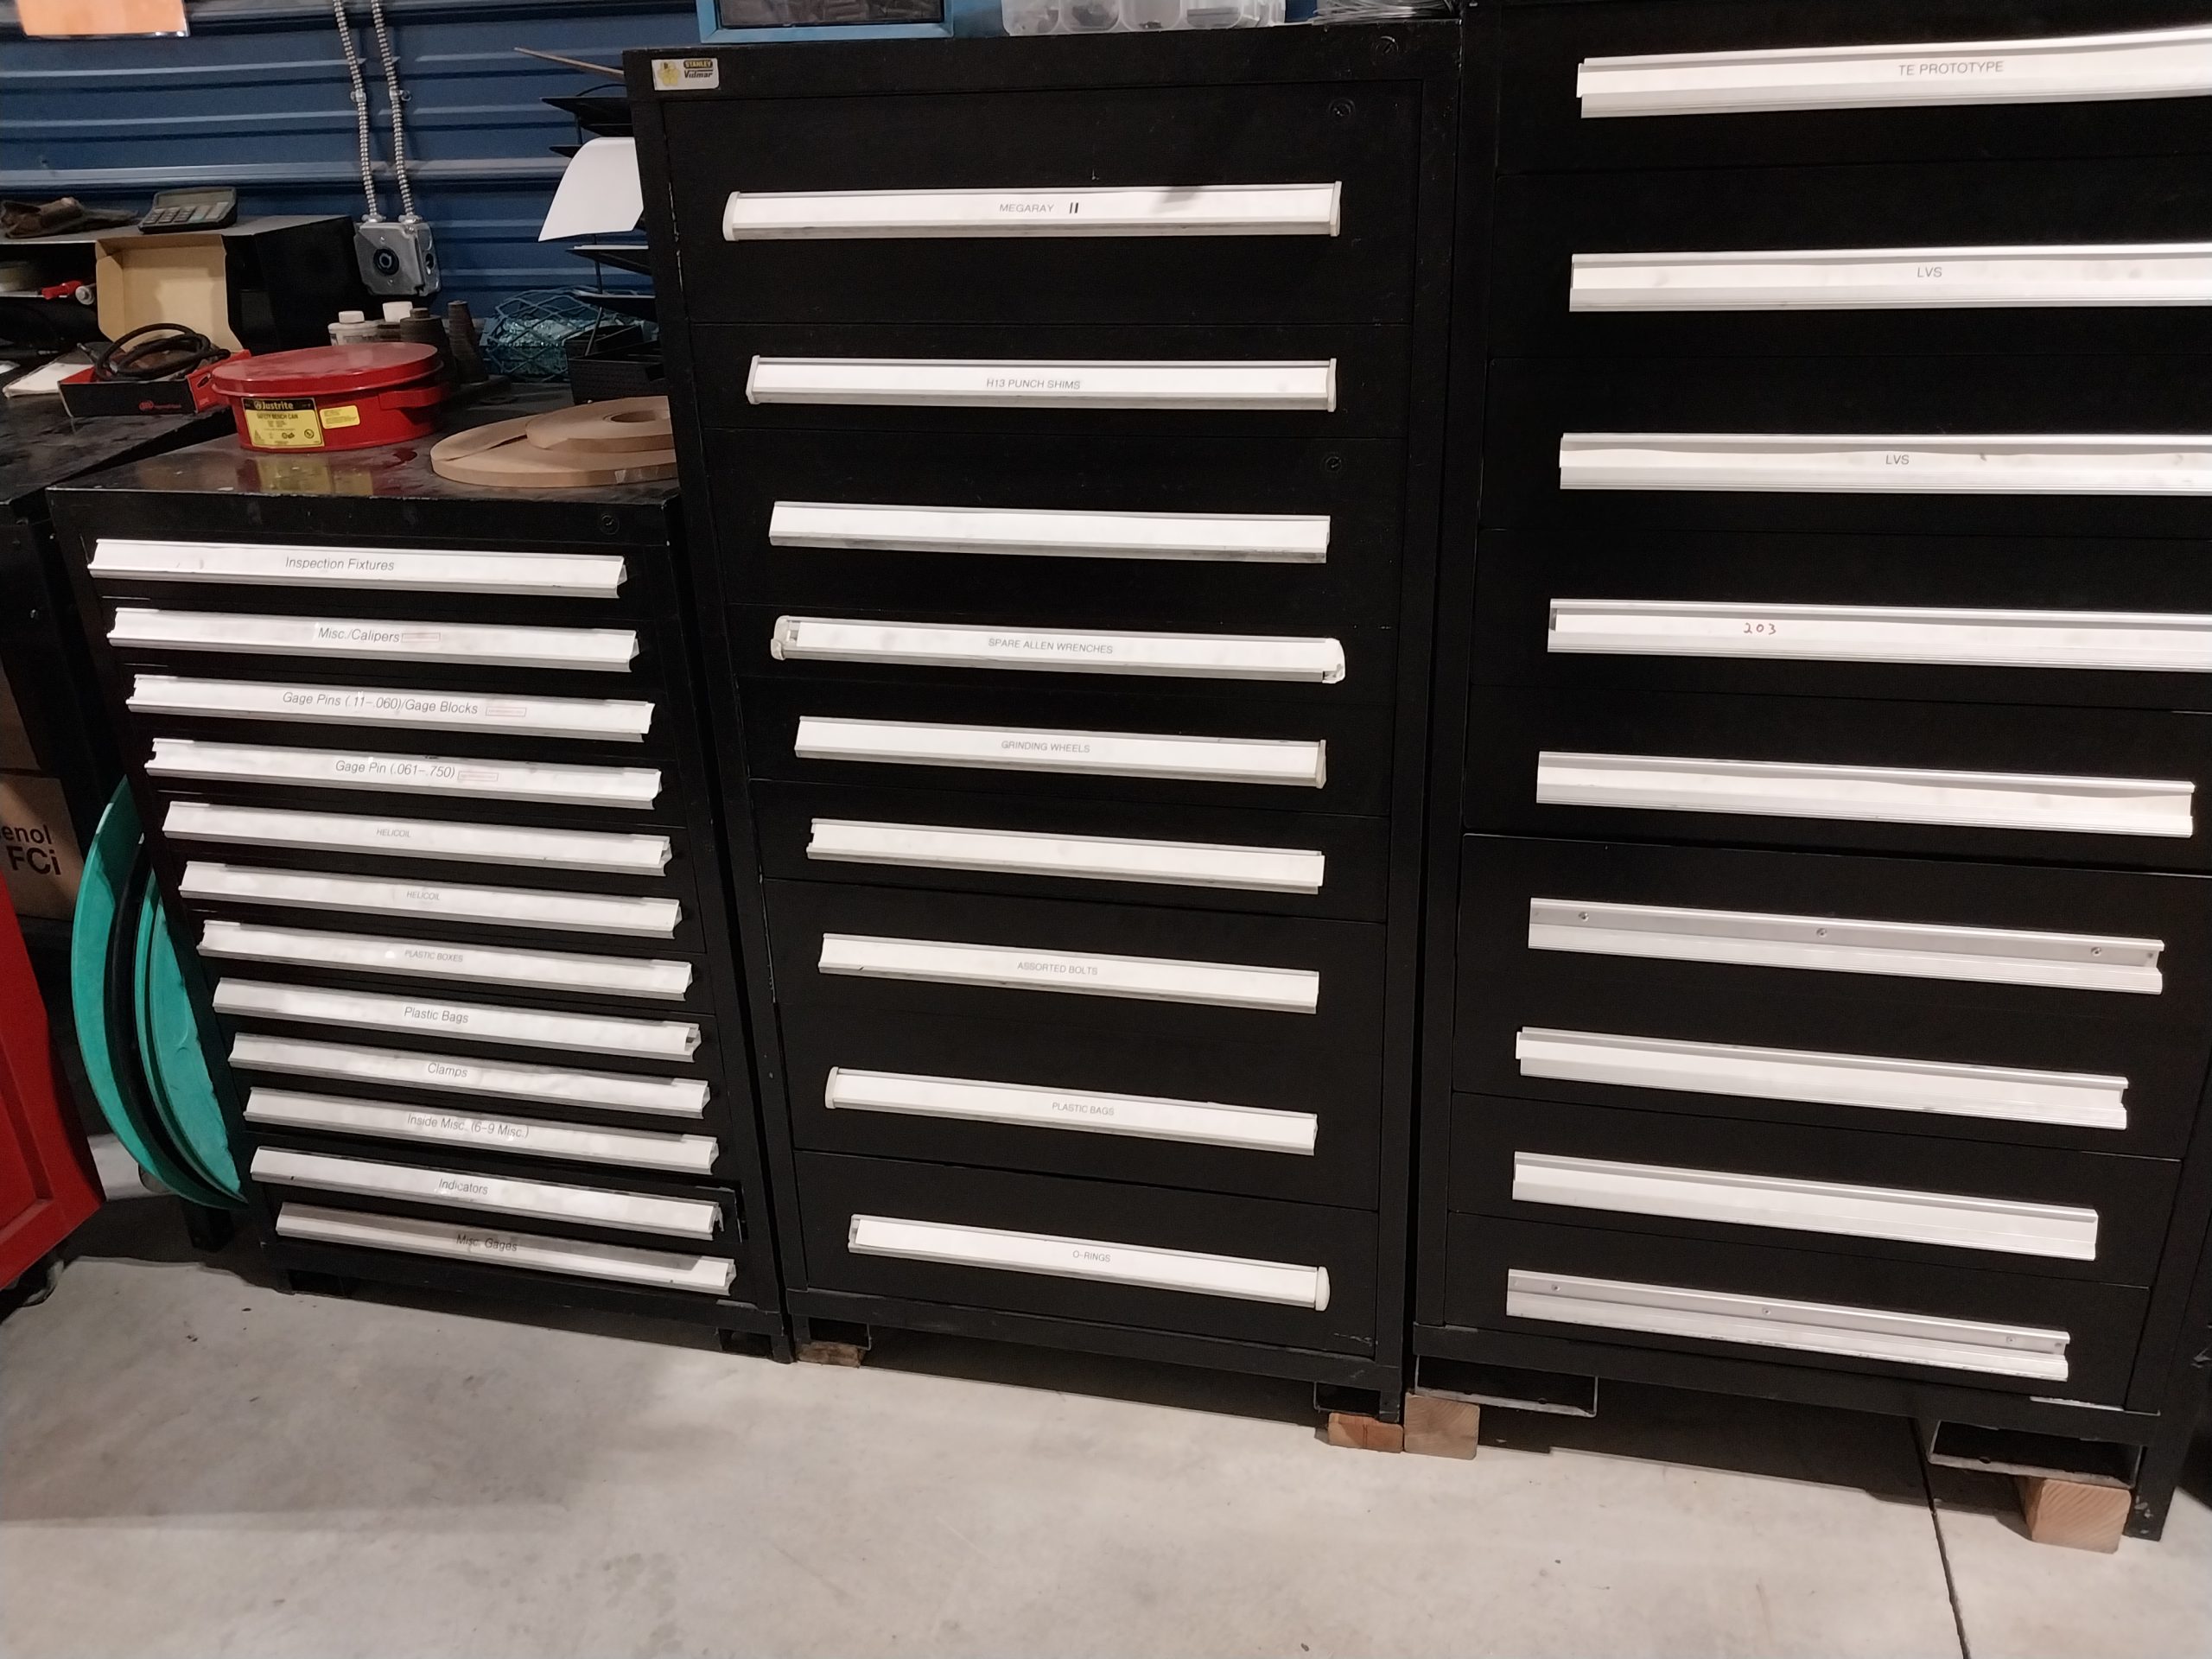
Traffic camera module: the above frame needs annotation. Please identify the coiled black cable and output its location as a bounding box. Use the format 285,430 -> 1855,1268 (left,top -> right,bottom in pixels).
88,321 -> 224,383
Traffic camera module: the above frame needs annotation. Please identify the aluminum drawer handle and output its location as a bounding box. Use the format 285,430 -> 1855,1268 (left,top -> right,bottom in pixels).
275,1205 -> 734,1294
817,932 -> 1320,1014
1572,245 -> 2212,313
181,862 -> 680,938
128,674 -> 655,742
848,1214 -> 1330,1308
723,182 -> 1342,239
1559,434 -> 2212,496
794,716 -> 1325,788
211,979 -> 701,1059
1511,1151 -> 2099,1261
147,740 -> 663,808
1535,751 -> 2196,839
772,616 -> 1346,684
767,500 -> 1331,564
824,1068 -> 1318,1154
108,607 -> 639,671
1505,1268 -> 2069,1382
228,1035 -> 709,1117
747,357 -> 1337,412
88,537 -> 627,597
162,802 -> 671,874
1515,1027 -> 2128,1132
1576,24 -> 2212,119
245,1088 -> 717,1173
250,1147 -> 720,1238
1549,598 -> 2212,672
1527,897 -> 2162,995
807,817 -> 1325,894
198,920 -> 693,1000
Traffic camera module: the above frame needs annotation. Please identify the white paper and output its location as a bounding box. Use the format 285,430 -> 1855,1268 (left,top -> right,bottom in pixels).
540,137 -> 643,241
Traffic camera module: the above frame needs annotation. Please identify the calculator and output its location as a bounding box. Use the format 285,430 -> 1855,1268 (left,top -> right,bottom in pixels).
137,188 -> 238,235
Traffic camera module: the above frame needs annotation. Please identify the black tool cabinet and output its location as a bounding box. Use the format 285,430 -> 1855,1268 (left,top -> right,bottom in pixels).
632,18 -> 1459,1414
1421,0 -> 2212,1534
47,420 -> 785,1351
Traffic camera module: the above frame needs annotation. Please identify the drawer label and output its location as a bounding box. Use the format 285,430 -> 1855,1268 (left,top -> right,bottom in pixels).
652,56 -> 718,90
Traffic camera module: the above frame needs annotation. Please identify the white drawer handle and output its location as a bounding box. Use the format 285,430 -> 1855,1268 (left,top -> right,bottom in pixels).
794,715 -> 1325,788
817,932 -> 1319,1014
128,674 -> 654,742
772,615 -> 1346,684
199,919 -> 693,1000
768,500 -> 1330,564
147,740 -> 662,808
1506,1268 -> 2068,1381
1560,433 -> 2212,496
1514,1027 -> 2128,1132
229,1034 -> 709,1117
1572,245 -> 2212,313
251,1147 -> 720,1238
1549,597 -> 2212,672
89,537 -> 626,596
1528,897 -> 2162,995
275,1204 -> 733,1294
1512,1150 -> 2099,1261
108,608 -> 640,671
825,1067 -> 1318,1154
245,1089 -> 718,1173
849,1214 -> 1330,1308
212,979 -> 700,1059
724,182 -> 1341,240
181,863 -> 680,938
747,357 -> 1337,412
808,817 -> 1325,894
162,802 -> 671,874
1535,750 -> 2196,839
1576,24 -> 2212,119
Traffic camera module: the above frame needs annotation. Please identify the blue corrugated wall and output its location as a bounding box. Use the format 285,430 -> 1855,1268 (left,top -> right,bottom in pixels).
0,0 -> 696,311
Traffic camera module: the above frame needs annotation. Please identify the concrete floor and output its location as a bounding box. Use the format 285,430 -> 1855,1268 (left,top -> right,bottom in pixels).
3,1199 -> 2206,1659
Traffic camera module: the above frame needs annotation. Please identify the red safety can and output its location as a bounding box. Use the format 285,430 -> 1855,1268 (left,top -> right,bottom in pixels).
211,343 -> 447,453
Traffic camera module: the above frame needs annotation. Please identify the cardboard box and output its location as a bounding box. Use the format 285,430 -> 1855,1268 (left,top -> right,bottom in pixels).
1,771 -> 84,921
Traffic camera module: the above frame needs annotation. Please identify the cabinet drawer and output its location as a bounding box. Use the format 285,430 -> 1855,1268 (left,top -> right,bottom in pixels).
1465,687 -> 2212,873
663,82 -> 1416,325
1449,1095 -> 2175,1284
188,915 -> 709,1014
736,604 -> 1395,709
208,974 -> 728,1071
1445,1214 -> 2147,1403
780,1004 -> 1379,1207
1474,527 -> 2212,711
700,431 -> 1407,633
83,534 -> 652,614
247,1141 -> 736,1248
743,677 -> 1392,817
1494,159 -> 2212,359
796,1152 -> 1377,1353
1499,1 -> 2212,175
223,1028 -> 717,1128
753,780 -> 1391,922
136,732 -> 682,830
1484,355 -> 2212,539
245,1087 -> 721,1177
174,851 -> 709,956
764,880 -> 1386,1052
271,1200 -> 739,1297
690,323 -> 1407,439
1452,836 -> 2212,1159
